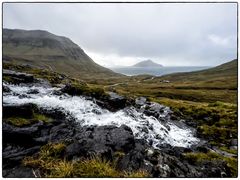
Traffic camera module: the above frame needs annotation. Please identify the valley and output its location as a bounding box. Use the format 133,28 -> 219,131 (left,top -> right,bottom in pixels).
2,29 -> 238,178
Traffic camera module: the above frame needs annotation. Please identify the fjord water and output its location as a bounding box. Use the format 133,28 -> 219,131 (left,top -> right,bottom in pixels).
3,83 -> 199,149
111,66 -> 210,76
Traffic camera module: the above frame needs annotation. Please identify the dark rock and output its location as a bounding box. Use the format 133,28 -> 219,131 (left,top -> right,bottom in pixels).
3,69 -> 35,84
3,166 -> 35,178
19,94 -> 30,99
3,122 -> 40,145
3,103 -> 36,118
49,123 -> 75,142
66,125 -> 135,160
230,139 -> 238,146
60,83 -> 86,96
3,145 -> 40,162
135,97 -> 147,106
98,92 -> 127,111
3,85 -> 11,93
27,89 -> 39,94
143,103 -> 170,120
51,89 -> 63,96
229,146 -> 237,150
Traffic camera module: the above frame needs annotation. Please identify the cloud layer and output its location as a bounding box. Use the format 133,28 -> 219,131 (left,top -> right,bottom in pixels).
3,3 -> 237,67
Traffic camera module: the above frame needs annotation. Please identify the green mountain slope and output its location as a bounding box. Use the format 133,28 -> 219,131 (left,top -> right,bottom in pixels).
159,59 -> 237,82
3,28 -> 122,79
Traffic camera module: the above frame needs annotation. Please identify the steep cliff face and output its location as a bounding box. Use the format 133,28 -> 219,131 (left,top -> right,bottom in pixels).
3,29 -> 122,79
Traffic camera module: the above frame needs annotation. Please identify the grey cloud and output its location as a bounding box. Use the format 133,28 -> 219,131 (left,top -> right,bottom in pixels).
3,3 -> 237,66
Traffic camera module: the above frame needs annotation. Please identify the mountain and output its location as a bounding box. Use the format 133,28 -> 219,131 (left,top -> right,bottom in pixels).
3,28 -> 122,79
132,60 -> 163,68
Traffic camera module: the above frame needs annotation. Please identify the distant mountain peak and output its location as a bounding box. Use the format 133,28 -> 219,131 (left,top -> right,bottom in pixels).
132,60 -> 163,67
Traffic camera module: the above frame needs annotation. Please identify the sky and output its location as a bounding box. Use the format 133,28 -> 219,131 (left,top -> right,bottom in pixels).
3,3 -> 237,67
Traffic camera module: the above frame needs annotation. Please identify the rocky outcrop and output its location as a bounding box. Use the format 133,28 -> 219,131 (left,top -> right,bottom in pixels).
3,104 -> 36,118
65,125 -> 135,160
3,70 -> 35,84
96,92 -> 129,111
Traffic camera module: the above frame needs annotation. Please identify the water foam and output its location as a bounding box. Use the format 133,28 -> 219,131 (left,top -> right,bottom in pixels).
3,83 -> 200,148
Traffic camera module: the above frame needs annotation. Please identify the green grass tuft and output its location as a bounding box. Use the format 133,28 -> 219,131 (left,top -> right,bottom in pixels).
23,143 -> 149,178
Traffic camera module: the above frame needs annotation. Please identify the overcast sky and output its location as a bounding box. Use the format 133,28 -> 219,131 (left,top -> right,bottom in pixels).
3,3 -> 237,67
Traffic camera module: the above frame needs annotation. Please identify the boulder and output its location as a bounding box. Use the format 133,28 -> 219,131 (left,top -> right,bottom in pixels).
66,125 -> 135,160
3,122 -> 40,145
135,97 -> 147,106
143,102 -> 171,121
3,103 -> 36,118
97,92 -> 127,111
27,89 -> 39,94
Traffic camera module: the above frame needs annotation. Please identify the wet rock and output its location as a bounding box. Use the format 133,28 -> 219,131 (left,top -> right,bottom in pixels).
3,85 -> 11,93
135,97 -> 147,106
66,125 -> 135,160
19,94 -> 30,99
117,139 -> 150,172
3,69 -> 35,84
51,89 -> 63,96
98,92 -> 127,111
3,122 -> 40,145
60,82 -> 87,96
3,103 -> 36,118
143,102 -> 171,121
49,123 -> 74,142
3,145 -> 41,162
27,89 -> 39,94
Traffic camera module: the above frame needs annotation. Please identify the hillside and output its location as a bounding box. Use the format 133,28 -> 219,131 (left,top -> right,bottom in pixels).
159,59 -> 237,82
132,60 -> 163,68
3,28 -> 122,79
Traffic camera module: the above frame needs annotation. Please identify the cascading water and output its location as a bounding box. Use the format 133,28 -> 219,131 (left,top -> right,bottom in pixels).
3,82 -> 200,148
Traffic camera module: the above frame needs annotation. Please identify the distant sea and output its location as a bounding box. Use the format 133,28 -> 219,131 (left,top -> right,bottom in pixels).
111,66 -> 211,76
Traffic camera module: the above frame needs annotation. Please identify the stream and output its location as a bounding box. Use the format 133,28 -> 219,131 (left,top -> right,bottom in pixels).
3,82 -> 200,149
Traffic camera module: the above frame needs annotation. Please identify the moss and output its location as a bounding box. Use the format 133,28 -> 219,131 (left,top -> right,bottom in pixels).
219,147 -> 237,155
23,143 -> 150,178
5,112 -> 52,127
62,82 -> 107,99
33,113 -> 52,123
3,76 -> 15,84
183,152 -> 237,177
5,117 -> 36,127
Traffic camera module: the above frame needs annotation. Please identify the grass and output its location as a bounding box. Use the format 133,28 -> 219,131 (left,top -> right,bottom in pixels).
153,98 -> 237,146
183,152 -> 237,177
23,143 -> 149,178
61,81 -> 108,99
5,117 -> 36,127
4,113 -> 52,127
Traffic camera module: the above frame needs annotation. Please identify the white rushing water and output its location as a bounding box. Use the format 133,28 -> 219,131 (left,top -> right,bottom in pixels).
3,83 -> 200,148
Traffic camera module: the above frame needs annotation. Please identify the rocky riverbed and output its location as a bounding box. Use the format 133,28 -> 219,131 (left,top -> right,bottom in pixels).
2,70 -> 235,177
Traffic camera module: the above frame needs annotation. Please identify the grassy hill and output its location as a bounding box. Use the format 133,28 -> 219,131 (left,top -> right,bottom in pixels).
156,59 -> 237,89
3,28 -> 123,79
86,59 -> 238,104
